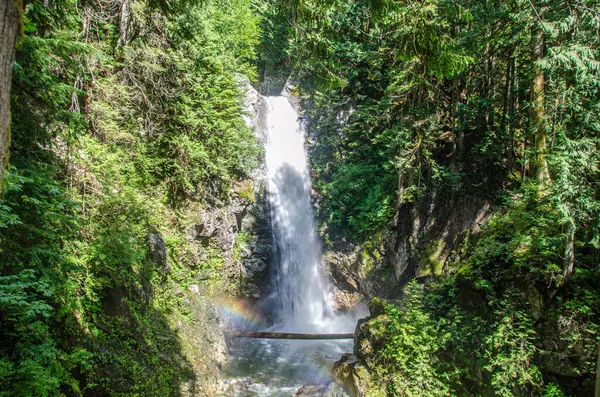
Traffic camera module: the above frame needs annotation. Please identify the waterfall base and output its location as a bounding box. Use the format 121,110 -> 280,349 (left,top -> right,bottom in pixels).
218,338 -> 351,396
228,332 -> 354,340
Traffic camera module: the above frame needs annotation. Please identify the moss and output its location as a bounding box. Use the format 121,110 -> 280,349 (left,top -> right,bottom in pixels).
359,233 -> 386,276
237,180 -> 255,202
368,297 -> 387,317
361,248 -> 377,275
233,231 -> 249,262
416,239 -> 446,278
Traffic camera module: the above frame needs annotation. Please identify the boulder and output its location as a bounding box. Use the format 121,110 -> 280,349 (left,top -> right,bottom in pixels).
367,298 -> 387,318
332,354 -> 380,397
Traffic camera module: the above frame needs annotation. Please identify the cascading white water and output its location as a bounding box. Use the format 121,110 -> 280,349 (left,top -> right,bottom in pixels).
264,96 -> 335,333
220,85 -> 366,396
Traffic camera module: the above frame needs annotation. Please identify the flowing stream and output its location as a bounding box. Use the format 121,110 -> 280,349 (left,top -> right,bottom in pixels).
218,92 -> 362,396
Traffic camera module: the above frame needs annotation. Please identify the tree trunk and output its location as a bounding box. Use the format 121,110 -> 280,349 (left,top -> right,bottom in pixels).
458,74 -> 466,162
596,340 -> 600,397
393,168 -> 405,227
531,28 -> 550,185
117,0 -> 133,48
455,76 -> 465,163
487,53 -> 495,129
500,58 -> 511,134
0,0 -> 21,194
477,43 -> 490,134
507,58 -> 516,173
563,218 -> 575,281
228,331 -> 354,340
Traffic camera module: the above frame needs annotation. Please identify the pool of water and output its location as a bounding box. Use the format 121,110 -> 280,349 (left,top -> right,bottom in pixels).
217,337 -> 353,396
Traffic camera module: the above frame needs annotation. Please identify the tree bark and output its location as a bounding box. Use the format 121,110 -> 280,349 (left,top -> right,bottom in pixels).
0,0 -> 21,194
393,167 -> 405,227
500,58 -> 511,134
487,53 -> 495,129
507,57 -> 516,173
596,339 -> 600,397
117,0 -> 133,48
457,76 -> 465,162
531,28 -> 550,185
563,218 -> 575,281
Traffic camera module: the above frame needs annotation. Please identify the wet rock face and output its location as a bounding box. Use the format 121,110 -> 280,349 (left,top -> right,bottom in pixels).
186,207 -> 239,250
257,62 -> 290,96
238,197 -> 272,299
331,298 -> 402,397
182,183 -> 272,299
238,77 -> 273,299
324,237 -> 397,302
174,284 -> 229,397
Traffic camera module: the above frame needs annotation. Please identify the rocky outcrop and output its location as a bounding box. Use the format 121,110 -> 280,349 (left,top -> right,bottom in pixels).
332,299 -> 391,396
185,207 -> 240,250
258,62 -> 291,96
238,196 -> 272,298
325,234 -> 398,301
332,354 -> 373,397
175,77 -> 273,300
389,190 -> 491,282
238,76 -> 273,299
185,201 -> 249,252
323,190 -> 491,300
177,283 -> 229,396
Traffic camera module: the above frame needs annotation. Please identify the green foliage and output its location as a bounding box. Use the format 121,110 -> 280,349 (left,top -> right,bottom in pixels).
290,0 -> 600,249
0,271 -> 61,396
364,182 -> 599,395
289,0 -> 475,240
377,282 -> 453,396
285,2 -> 600,393
466,186 -> 564,285
366,277 -> 585,396
1,0 -> 264,394
3,0 -> 600,395
320,163 -> 395,236
483,304 -> 542,396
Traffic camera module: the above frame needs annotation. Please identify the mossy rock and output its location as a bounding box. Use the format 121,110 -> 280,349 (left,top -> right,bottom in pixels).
333,354 -> 385,397
416,239 -> 446,278
367,298 -> 387,317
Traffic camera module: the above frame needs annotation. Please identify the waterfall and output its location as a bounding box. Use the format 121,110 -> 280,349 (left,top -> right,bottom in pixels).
220,82 -> 366,395
264,95 -> 336,333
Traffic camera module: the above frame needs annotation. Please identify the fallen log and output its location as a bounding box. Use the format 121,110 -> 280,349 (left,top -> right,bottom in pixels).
228,331 -> 354,340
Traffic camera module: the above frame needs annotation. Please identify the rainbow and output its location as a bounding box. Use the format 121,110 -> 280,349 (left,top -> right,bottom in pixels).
214,297 -> 268,328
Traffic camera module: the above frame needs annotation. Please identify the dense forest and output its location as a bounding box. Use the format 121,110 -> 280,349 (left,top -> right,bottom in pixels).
284,1 -> 600,396
0,0 -> 599,396
0,0 -> 262,394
